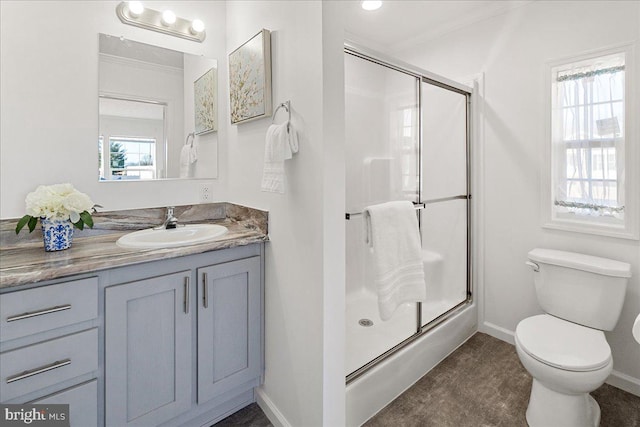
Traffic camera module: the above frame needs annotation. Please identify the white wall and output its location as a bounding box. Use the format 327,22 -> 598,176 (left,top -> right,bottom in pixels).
224,2 -> 345,426
0,1 -> 227,217
397,0 -> 640,393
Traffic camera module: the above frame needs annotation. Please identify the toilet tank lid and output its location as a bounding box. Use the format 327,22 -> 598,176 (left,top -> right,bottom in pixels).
528,248 -> 631,278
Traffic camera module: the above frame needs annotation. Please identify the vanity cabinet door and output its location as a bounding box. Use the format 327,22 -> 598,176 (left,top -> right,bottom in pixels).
197,257 -> 261,404
105,271 -> 192,427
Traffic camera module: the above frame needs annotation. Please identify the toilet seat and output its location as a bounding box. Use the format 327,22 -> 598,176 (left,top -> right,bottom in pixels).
516,314 -> 611,372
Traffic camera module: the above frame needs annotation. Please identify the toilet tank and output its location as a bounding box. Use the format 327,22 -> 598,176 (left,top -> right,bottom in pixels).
527,248 -> 631,331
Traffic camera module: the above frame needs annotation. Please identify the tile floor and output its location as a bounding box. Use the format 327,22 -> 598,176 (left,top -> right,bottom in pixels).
214,333 -> 640,426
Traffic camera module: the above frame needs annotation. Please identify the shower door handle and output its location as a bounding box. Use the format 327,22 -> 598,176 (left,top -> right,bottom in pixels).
421,195 -> 469,205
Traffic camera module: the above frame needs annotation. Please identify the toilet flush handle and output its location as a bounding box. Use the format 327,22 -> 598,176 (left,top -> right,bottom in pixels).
525,261 -> 539,272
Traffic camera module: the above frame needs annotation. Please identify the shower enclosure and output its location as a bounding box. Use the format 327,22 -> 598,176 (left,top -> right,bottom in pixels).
345,48 -> 472,384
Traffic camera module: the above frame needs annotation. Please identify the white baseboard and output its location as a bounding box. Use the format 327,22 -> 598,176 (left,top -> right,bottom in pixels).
482,321 -> 640,398
479,321 -> 515,345
255,387 -> 292,427
607,369 -> 640,397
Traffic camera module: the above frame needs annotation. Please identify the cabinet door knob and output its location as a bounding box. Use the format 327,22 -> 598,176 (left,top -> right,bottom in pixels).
202,273 -> 209,309
184,277 -> 190,314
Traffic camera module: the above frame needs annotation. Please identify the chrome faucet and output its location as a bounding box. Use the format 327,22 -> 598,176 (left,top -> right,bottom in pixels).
157,206 -> 178,229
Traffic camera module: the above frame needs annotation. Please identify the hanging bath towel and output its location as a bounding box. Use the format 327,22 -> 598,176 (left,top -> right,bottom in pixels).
364,201 -> 426,321
261,122 -> 299,193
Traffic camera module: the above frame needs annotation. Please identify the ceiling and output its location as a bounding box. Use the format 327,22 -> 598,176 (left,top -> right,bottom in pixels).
343,0 -> 532,52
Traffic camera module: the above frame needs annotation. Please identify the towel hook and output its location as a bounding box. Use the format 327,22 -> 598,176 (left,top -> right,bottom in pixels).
271,100 -> 291,132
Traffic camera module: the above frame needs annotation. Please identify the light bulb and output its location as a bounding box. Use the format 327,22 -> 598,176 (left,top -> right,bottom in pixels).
361,1 -> 382,11
161,10 -> 177,26
191,19 -> 205,34
127,1 -> 144,17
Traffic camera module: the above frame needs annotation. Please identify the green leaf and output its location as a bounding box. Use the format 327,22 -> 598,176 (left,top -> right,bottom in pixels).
80,211 -> 94,228
15,215 -> 32,234
74,219 -> 84,230
27,216 -> 38,233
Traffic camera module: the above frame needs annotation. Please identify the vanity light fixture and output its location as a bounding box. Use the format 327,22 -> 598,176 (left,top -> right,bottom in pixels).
115,2 -> 206,43
191,19 -> 205,35
361,1 -> 382,11
127,1 -> 144,17
161,10 -> 177,26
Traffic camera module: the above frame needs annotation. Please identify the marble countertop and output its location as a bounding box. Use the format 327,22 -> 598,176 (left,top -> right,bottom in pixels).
0,203 -> 268,289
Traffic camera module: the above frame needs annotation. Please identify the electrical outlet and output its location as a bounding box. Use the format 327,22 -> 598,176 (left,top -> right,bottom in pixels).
199,184 -> 211,203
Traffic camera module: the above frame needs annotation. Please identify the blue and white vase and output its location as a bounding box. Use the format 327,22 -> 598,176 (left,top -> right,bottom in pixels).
41,218 -> 74,251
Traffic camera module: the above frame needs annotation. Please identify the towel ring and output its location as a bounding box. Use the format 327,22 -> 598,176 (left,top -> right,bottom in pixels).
185,132 -> 195,147
272,101 -> 291,132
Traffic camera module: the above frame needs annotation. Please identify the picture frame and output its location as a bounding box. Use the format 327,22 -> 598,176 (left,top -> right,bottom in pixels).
194,67 -> 218,134
229,29 -> 272,125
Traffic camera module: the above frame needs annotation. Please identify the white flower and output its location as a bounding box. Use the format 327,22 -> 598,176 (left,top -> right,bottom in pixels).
25,183 -> 94,222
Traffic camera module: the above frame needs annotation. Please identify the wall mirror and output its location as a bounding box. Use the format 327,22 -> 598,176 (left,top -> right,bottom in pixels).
98,33 -> 218,181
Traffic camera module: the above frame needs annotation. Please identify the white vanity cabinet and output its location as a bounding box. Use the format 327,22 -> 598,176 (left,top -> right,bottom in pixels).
0,277 -> 99,426
104,244 -> 264,427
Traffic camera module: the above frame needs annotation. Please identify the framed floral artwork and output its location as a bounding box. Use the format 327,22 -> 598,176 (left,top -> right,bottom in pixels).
194,67 -> 218,134
229,29 -> 272,124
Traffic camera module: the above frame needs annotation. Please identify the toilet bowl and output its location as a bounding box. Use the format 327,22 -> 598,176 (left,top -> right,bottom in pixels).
517,249 -> 631,427
515,314 -> 613,427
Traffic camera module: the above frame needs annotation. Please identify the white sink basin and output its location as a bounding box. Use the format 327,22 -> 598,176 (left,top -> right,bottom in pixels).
116,224 -> 228,249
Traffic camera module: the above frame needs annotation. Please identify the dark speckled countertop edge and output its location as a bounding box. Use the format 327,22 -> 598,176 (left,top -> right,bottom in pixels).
0,203 -> 268,289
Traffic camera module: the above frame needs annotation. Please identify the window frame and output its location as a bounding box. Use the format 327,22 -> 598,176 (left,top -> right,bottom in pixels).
541,43 -> 638,240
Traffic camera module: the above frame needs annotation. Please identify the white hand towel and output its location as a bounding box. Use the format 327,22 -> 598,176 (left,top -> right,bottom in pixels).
261,122 -> 298,193
179,142 -> 198,178
179,145 -> 191,178
364,201 -> 426,321
189,140 -> 198,163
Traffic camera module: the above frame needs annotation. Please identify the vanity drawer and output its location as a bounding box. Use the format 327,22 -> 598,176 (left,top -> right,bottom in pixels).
31,380 -> 98,427
0,277 -> 98,342
0,328 -> 98,401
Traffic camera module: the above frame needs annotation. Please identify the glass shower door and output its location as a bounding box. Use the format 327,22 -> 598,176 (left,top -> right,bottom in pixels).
345,53 -> 420,375
420,81 -> 470,327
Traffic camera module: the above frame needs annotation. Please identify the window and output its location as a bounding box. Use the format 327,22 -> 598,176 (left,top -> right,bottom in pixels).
108,137 -> 156,180
398,106 -> 418,198
98,136 -> 104,179
544,46 -> 637,239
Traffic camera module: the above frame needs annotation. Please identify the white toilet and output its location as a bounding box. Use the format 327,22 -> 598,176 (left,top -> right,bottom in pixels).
515,248 -> 631,427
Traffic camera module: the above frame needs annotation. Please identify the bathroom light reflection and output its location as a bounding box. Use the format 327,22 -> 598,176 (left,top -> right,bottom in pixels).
362,1 -> 382,11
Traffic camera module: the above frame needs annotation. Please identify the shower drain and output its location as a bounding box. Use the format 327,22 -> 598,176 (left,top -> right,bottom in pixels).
359,319 -> 374,327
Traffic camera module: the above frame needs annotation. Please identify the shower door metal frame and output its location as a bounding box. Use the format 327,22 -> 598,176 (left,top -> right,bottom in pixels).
344,43 -> 474,384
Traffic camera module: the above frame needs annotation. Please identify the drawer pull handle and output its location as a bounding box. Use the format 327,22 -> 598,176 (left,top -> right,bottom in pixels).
6,305 -> 72,322
203,273 -> 209,309
6,359 -> 71,384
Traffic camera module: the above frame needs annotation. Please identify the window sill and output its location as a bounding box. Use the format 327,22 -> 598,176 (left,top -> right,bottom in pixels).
542,219 -> 638,241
